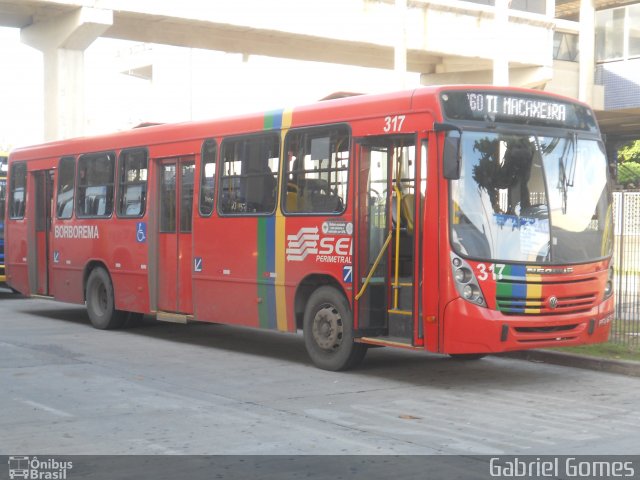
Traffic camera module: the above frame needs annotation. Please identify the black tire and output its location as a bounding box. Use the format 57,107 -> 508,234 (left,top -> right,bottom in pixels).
303,286 -> 367,371
85,267 -> 127,330
449,353 -> 487,361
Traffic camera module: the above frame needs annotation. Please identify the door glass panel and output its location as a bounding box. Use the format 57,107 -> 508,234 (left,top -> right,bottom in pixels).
180,163 -> 195,233
357,135 -> 416,335
160,164 -> 176,233
367,147 -> 389,270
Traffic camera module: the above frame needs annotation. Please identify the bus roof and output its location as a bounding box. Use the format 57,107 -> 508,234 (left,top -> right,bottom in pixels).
9,85 -> 592,163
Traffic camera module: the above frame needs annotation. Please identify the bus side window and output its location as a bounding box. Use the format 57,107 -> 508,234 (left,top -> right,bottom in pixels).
117,148 -> 148,218
56,156 -> 76,219
9,162 -> 27,219
77,152 -> 115,218
282,126 -> 350,215
218,134 -> 279,215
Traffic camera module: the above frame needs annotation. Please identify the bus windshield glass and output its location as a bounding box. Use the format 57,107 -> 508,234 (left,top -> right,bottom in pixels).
0,177 -> 5,239
450,131 -> 613,264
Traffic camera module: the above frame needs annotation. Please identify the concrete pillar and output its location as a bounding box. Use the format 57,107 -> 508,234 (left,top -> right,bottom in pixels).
493,0 -> 510,86
546,0 -> 555,18
21,7 -> 113,141
578,0 -> 595,104
394,0 -> 407,89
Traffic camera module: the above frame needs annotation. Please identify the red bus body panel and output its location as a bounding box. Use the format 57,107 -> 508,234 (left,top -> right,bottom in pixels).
4,85 -> 613,357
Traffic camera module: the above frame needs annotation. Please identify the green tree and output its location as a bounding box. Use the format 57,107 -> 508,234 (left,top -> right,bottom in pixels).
617,139 -> 640,188
619,139 -> 640,163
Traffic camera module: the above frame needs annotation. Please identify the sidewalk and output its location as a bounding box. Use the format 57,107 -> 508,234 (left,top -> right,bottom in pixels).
500,349 -> 640,377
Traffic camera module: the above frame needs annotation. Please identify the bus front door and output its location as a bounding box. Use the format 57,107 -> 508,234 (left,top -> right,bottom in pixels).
356,136 -> 423,345
157,157 -> 195,314
32,170 -> 54,296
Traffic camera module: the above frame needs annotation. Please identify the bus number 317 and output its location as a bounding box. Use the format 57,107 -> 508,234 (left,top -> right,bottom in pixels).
383,115 -> 405,132
476,263 -> 506,281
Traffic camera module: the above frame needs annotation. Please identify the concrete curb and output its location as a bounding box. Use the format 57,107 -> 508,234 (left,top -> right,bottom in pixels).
498,350 -> 640,377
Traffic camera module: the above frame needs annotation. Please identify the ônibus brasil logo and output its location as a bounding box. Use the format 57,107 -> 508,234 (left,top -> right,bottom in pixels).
8,456 -> 73,479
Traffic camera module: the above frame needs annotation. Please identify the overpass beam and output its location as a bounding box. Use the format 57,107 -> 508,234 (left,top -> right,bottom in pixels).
578,0 -> 595,104
21,7 -> 113,140
420,67 -> 553,88
493,0 -> 510,86
394,0 -> 407,89
421,66 -> 553,89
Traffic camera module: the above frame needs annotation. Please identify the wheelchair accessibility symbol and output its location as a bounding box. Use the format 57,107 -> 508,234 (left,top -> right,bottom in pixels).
136,222 -> 147,243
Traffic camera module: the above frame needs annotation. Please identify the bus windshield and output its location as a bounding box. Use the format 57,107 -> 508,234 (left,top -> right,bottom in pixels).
0,177 -> 5,237
450,131 -> 613,264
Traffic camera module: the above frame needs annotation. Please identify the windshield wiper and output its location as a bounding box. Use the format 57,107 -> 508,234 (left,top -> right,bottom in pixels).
567,132 -> 578,187
558,132 -> 577,214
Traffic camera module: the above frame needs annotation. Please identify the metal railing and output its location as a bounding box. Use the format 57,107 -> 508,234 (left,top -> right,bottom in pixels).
612,190 -> 640,347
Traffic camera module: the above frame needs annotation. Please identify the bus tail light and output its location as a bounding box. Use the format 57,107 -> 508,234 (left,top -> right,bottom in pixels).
451,254 -> 486,307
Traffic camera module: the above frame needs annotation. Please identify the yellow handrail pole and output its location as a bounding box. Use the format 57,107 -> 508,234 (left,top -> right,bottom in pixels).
393,181 -> 402,310
393,149 -> 403,310
355,230 -> 393,301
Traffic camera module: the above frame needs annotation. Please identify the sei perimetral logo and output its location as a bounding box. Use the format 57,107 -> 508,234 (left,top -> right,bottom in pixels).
8,456 -> 73,480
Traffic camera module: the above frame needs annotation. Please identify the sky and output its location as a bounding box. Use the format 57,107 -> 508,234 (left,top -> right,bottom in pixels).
0,27 -> 43,150
0,26 -> 419,150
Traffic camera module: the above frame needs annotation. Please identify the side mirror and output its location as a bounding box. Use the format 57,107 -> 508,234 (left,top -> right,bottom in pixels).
435,123 -> 462,180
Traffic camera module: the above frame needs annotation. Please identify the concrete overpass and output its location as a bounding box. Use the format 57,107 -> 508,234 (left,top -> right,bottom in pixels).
0,0 -> 566,140
0,0 -> 557,71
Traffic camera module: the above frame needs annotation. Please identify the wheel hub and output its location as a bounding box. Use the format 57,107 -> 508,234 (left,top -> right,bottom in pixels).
312,304 -> 343,351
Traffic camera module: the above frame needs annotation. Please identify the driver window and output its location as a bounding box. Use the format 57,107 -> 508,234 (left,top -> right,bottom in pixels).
283,125 -> 350,214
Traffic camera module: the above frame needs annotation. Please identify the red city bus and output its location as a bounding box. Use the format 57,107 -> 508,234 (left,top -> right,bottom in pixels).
4,86 -> 614,370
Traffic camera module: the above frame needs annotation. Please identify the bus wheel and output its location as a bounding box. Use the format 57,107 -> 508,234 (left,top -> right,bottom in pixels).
303,286 -> 367,371
449,353 -> 487,360
86,267 -> 127,330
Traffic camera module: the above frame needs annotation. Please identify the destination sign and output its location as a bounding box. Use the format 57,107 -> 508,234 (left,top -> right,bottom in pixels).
440,91 -> 598,132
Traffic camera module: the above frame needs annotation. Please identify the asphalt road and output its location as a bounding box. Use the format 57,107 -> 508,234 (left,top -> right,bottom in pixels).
2,290 -> 639,457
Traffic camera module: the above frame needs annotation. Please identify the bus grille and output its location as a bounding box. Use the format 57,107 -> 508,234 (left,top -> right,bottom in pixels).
496,292 -> 597,315
513,324 -> 578,333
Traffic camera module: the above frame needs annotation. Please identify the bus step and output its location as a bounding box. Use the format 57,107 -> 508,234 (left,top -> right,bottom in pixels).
388,311 -> 413,339
156,312 -> 191,324
358,337 -> 419,349
392,277 -> 413,311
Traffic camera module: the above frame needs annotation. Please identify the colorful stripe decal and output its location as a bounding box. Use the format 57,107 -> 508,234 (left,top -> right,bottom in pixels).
256,108 -> 293,331
495,264 -> 543,314
257,217 -> 277,329
264,109 -> 284,130
276,108 -> 293,331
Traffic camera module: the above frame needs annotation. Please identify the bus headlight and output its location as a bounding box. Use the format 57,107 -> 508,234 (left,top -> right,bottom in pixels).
455,267 -> 472,284
451,254 -> 486,308
604,266 -> 614,299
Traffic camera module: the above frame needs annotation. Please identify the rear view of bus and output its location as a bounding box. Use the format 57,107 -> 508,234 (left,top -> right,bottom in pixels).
436,89 -> 613,355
